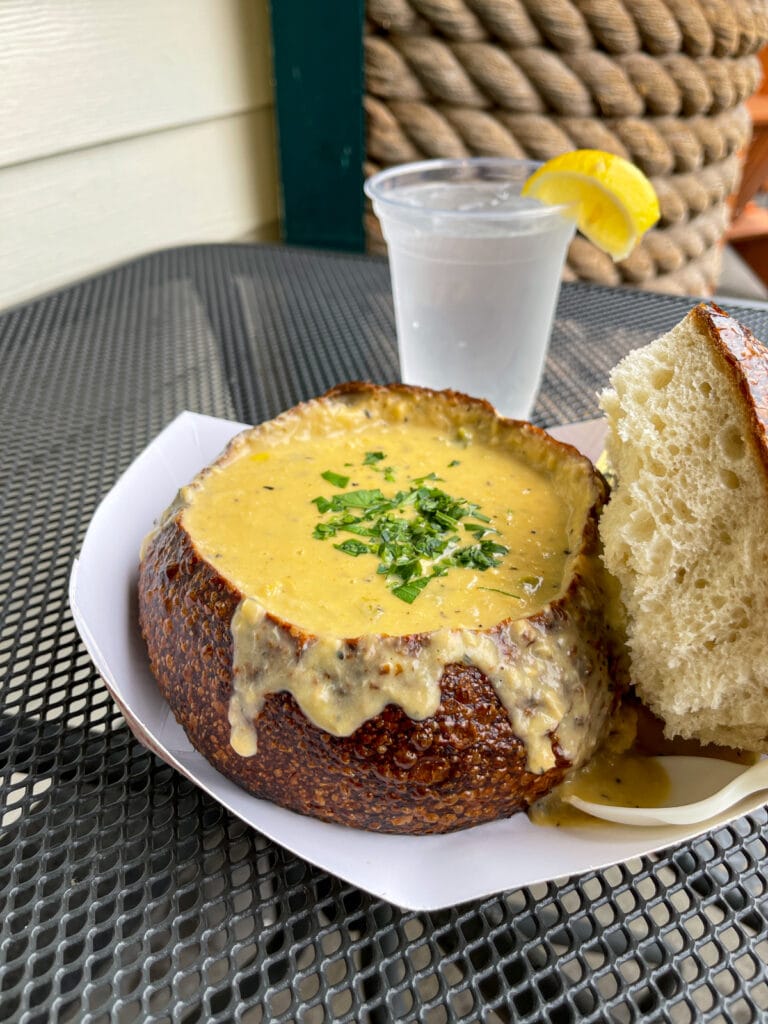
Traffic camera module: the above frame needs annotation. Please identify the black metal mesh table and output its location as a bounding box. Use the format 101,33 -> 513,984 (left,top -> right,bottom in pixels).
1,244 -> 767,1024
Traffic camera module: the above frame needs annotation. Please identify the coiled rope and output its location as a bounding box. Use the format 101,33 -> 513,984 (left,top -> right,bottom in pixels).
365,0 -> 768,292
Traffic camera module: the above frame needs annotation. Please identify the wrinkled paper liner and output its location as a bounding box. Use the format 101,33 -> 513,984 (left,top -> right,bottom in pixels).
69,412 -> 764,910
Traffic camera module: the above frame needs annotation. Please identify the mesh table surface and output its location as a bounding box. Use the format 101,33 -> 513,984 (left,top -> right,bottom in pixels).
1,244 -> 767,1024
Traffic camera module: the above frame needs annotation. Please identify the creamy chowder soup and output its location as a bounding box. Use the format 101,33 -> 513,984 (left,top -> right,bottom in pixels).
183,418 -> 573,637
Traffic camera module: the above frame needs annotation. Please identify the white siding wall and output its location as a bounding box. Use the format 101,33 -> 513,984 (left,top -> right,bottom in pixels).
0,0 -> 279,309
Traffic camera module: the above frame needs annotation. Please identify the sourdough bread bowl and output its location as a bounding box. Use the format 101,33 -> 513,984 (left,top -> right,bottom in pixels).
600,303 -> 768,752
138,383 -> 626,833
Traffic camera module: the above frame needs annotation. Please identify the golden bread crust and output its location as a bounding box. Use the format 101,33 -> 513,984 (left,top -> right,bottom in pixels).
693,303 -> 768,479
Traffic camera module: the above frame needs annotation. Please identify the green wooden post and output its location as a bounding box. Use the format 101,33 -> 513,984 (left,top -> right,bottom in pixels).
269,0 -> 366,252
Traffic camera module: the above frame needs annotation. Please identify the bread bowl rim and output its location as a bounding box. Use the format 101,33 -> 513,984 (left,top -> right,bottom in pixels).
690,303 -> 768,481
168,378 -> 608,646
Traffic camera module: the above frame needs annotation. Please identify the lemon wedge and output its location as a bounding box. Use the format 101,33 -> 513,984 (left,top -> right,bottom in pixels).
521,150 -> 660,261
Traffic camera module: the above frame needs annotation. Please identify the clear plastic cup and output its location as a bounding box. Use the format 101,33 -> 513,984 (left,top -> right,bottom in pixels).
365,158 -> 575,420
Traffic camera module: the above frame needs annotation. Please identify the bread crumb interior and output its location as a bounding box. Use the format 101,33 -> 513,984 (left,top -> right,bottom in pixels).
600,315 -> 768,749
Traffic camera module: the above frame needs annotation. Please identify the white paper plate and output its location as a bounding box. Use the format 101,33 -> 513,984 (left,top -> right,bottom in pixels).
69,411 -> 765,910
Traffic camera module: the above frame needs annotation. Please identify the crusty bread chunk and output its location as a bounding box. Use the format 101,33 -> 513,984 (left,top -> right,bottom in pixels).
599,303 -> 768,750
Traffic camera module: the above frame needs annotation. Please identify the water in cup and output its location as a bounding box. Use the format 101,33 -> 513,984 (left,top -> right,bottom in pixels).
366,161 -> 576,420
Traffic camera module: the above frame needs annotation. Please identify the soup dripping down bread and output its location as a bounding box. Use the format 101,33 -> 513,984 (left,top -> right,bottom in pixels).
599,303 -> 768,752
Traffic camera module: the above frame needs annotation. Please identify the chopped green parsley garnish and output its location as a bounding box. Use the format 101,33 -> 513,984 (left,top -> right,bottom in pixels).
479,586 -> 521,599
312,469 -> 509,603
321,470 -> 350,489
411,472 -> 444,486
362,450 -> 397,482
391,577 -> 431,604
333,539 -> 370,556
463,521 -> 499,537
